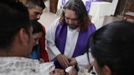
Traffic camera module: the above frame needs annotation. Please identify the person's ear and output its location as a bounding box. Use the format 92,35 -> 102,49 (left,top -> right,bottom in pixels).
18,28 -> 29,46
102,65 -> 112,75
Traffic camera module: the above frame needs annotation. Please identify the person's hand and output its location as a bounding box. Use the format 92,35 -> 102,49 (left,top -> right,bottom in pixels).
56,54 -> 70,69
69,58 -> 77,66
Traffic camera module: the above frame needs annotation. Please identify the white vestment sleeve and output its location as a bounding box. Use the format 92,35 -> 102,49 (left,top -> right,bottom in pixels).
46,19 -> 61,60
75,49 -> 94,69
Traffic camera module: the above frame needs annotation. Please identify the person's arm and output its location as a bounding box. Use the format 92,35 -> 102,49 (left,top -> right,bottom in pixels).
69,51 -> 94,69
46,19 -> 70,68
46,19 -> 61,60
75,51 -> 93,66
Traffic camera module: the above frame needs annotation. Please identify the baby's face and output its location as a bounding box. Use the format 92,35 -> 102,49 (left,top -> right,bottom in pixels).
33,32 -> 42,45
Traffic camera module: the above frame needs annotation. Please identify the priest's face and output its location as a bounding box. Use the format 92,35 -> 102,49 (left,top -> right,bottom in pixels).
64,9 -> 79,29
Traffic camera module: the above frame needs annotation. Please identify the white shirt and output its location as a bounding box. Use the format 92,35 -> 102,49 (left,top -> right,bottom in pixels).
0,57 -> 55,75
46,19 -> 93,69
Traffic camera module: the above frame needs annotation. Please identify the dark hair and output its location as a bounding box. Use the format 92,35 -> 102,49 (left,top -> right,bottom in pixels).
31,20 -> 42,34
0,0 -> 17,3
90,21 -> 134,75
59,0 -> 91,31
0,2 -> 31,49
25,0 -> 46,9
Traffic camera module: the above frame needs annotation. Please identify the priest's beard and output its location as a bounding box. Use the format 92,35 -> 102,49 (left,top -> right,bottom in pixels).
68,24 -> 79,29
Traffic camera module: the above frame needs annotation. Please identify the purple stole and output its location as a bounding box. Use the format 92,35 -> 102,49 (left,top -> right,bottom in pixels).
55,23 -> 96,57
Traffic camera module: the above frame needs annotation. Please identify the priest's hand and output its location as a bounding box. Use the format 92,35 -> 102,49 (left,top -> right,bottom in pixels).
69,58 -> 77,66
56,54 -> 70,69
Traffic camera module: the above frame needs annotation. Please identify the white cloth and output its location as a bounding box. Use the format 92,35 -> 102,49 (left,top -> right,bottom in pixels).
0,57 -> 55,75
89,1 -> 118,29
89,2 -> 112,29
46,19 -> 92,69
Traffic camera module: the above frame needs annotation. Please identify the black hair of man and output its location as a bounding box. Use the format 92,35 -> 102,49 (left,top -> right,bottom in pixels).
90,21 -> 134,75
25,0 -> 46,9
0,2 -> 31,49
